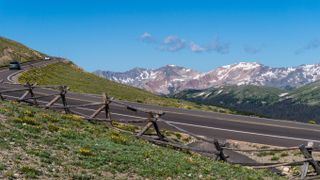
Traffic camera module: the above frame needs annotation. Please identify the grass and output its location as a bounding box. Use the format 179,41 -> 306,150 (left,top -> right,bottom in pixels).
0,101 -> 282,179
257,151 -> 276,157
20,166 -> 42,178
280,152 -> 289,157
308,120 -> 317,124
18,61 -> 234,114
270,156 -> 280,161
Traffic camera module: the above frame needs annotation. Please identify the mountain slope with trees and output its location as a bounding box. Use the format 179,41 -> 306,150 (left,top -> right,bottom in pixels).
172,84 -> 320,123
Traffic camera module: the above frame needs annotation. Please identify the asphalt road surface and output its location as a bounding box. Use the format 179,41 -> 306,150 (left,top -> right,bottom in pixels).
1,60 -> 320,147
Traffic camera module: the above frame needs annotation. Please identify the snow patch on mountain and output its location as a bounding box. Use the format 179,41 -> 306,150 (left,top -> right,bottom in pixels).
94,62 -> 320,94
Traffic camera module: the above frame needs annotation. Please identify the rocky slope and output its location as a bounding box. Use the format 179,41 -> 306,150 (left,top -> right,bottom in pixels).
95,62 -> 320,94
0,36 -> 46,66
95,65 -> 200,94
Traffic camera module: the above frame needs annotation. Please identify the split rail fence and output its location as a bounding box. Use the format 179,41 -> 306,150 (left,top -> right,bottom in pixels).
0,82 -> 320,179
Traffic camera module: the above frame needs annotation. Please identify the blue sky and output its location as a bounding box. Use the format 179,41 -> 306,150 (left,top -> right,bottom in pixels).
1,0 -> 320,72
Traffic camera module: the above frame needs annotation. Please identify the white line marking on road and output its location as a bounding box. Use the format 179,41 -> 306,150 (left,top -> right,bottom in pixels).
7,70 -> 23,83
167,111 -> 320,133
75,106 -> 147,119
165,121 -> 320,143
5,60 -> 59,83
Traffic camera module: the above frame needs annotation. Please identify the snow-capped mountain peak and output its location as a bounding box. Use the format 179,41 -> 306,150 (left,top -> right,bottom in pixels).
94,62 -> 320,94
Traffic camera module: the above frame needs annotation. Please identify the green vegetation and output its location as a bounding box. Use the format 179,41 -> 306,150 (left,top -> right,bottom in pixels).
173,85 -> 285,106
172,84 -> 320,123
308,120 -> 317,124
257,151 -> 276,157
280,152 -> 289,157
270,156 -> 280,161
213,85 -> 284,104
0,36 -> 45,66
19,61 -> 233,114
0,101 -> 281,179
288,81 -> 320,106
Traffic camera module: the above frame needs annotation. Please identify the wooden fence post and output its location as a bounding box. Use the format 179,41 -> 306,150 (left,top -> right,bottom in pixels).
136,112 -> 164,140
18,82 -> 37,105
87,93 -> 111,121
0,93 -> 4,101
137,112 -> 154,137
103,93 -> 112,120
151,113 -> 164,140
300,142 -> 320,179
28,83 -> 38,106
214,140 -> 228,162
60,86 -> 70,113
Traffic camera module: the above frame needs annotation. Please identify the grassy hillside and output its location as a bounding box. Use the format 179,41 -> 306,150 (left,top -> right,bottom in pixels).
0,37 -> 46,66
172,85 -> 320,123
287,81 -> 320,106
18,61 -> 233,114
0,101 -> 280,179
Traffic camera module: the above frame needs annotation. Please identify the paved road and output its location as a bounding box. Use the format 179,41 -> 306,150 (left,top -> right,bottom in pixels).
1,60 -> 320,147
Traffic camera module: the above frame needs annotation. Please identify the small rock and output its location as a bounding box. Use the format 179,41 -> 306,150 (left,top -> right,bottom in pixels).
283,167 -> 290,172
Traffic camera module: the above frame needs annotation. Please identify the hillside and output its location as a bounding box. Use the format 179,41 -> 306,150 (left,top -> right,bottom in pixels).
173,85 -> 285,106
0,101 -> 280,179
18,61 -> 233,114
286,80 -> 320,106
0,37 -> 46,66
172,85 -> 320,123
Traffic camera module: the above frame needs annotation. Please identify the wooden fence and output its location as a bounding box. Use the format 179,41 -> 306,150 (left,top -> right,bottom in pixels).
0,82 -> 320,179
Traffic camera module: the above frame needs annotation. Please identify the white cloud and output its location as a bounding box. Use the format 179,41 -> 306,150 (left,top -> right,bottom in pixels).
189,39 -> 230,54
206,39 -> 230,54
139,33 -> 230,54
140,32 -> 155,43
295,39 -> 320,54
160,35 -> 186,52
189,42 -> 207,52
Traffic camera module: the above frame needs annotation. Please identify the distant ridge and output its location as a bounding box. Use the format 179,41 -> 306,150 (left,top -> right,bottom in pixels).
94,62 -> 320,94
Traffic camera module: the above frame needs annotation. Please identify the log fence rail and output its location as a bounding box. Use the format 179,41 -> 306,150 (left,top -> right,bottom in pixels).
0,82 -> 319,179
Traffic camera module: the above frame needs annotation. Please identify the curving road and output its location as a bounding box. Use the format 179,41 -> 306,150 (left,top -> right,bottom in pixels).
1,60 -> 320,147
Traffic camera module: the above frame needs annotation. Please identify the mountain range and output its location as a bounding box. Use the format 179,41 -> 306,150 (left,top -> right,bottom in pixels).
94,62 -> 320,94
